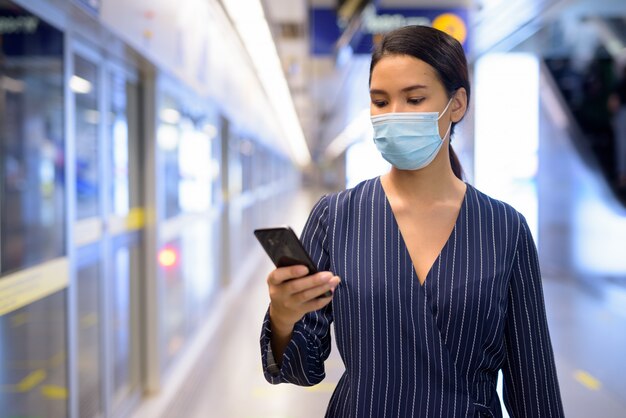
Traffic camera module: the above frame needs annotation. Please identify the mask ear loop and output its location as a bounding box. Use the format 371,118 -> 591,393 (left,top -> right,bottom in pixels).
437,97 -> 454,120
438,96 -> 455,141
441,121 -> 452,142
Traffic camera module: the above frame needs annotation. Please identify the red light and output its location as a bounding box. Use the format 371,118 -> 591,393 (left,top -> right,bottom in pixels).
158,248 -> 178,268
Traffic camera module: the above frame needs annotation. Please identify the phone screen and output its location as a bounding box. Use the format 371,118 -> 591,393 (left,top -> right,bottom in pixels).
253,227 -> 318,274
254,227 -> 331,298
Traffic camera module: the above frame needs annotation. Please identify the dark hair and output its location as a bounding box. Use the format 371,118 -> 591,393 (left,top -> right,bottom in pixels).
369,25 -> 470,180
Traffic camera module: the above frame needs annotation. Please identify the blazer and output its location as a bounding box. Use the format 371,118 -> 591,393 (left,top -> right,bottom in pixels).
260,177 -> 564,418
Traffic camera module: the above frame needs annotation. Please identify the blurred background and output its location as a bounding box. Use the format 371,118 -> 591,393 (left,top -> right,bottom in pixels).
0,0 -> 625,417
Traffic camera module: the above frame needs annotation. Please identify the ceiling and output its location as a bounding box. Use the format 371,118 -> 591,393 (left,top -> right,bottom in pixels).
261,0 -> 318,156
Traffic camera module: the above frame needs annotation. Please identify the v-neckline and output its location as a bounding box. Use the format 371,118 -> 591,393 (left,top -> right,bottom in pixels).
377,177 -> 469,287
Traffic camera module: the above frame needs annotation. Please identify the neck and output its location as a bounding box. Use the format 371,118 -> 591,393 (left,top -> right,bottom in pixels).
381,141 -> 465,204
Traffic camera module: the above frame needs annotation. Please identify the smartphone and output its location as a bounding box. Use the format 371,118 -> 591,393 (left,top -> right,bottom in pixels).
254,226 -> 332,298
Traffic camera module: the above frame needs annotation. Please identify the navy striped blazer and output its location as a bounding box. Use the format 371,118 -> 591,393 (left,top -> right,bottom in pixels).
260,178 -> 564,417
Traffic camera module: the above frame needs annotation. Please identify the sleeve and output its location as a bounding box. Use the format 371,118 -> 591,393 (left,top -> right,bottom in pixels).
502,215 -> 565,417
259,195 -> 333,386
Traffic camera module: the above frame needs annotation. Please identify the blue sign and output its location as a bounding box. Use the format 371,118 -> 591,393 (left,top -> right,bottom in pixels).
310,7 -> 469,56
0,9 -> 63,57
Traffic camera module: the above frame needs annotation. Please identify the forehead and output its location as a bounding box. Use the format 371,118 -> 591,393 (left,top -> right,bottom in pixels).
370,54 -> 440,89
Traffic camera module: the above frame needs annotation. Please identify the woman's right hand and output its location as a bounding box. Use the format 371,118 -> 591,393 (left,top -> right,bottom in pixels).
267,265 -> 341,331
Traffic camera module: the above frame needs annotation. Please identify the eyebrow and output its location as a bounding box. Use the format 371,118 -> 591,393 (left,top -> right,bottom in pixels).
369,84 -> 428,95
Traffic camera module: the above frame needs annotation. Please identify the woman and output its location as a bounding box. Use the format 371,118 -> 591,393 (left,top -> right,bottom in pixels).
260,25 -> 564,417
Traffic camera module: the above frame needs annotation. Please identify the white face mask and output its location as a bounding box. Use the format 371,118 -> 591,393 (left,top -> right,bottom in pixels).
370,99 -> 453,170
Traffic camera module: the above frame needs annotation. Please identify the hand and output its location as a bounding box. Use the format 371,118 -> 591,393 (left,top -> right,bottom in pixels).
267,265 -> 341,332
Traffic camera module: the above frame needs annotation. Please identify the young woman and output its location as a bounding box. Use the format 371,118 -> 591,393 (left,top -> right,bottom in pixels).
260,25 -> 564,418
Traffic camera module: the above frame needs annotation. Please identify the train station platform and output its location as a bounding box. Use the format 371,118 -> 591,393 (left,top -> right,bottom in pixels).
2,0 -> 626,417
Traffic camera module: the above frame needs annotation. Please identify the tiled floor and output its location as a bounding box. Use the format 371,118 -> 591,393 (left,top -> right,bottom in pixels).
544,277 -> 626,417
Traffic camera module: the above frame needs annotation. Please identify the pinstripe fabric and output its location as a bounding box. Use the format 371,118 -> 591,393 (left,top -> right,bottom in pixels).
260,177 -> 564,418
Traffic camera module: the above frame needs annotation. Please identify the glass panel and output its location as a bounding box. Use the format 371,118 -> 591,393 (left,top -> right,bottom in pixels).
159,238 -> 185,369
0,290 -> 68,417
158,90 -> 221,218
179,118 -> 211,213
110,233 -> 141,407
182,220 -> 215,330
108,71 -> 130,216
240,138 -> 254,193
228,133 -> 242,198
74,55 -> 100,220
107,68 -> 141,411
160,224 -> 218,367
158,94 -> 181,219
0,1 -> 65,275
76,243 -> 102,418
209,120 -> 221,207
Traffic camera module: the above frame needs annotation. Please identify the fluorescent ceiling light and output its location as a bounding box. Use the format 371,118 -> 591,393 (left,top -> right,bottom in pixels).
221,0 -> 311,167
70,75 -> 92,94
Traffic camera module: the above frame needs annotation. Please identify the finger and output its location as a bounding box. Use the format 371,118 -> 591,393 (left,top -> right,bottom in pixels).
284,271 -> 333,295
292,276 -> 340,304
268,265 -> 309,286
301,291 -> 334,312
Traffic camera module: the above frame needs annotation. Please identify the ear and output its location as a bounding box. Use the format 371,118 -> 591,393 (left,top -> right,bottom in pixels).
450,87 -> 468,123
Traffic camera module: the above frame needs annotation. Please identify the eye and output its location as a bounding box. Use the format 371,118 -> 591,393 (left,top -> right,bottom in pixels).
407,97 -> 425,105
371,99 -> 387,108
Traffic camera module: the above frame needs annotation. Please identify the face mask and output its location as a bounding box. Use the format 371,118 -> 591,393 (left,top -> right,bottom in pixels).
371,99 -> 453,171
